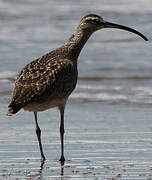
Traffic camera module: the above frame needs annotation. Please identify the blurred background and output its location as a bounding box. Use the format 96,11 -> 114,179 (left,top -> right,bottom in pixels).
0,0 -> 152,105
0,0 -> 152,179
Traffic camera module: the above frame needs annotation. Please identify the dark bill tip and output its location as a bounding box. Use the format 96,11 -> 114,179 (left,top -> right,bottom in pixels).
104,21 -> 148,41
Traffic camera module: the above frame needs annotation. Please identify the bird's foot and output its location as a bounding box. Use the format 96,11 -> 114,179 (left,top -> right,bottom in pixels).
41,155 -> 46,162
59,156 -> 65,166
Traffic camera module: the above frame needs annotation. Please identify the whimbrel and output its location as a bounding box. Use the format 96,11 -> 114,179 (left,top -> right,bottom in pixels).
6,14 -> 148,165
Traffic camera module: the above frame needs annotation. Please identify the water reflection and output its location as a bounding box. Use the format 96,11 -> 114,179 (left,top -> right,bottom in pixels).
26,160 -> 45,180
60,162 -> 65,177
25,160 -> 66,179
39,160 -> 45,179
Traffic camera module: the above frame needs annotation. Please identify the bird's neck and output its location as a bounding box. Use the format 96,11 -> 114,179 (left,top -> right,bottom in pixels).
64,28 -> 92,60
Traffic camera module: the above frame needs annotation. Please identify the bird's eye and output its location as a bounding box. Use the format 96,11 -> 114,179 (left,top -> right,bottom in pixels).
85,18 -> 102,25
91,19 -> 100,24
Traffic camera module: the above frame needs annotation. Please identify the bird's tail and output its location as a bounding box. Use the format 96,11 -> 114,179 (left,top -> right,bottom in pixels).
6,107 -> 15,116
6,104 -> 21,116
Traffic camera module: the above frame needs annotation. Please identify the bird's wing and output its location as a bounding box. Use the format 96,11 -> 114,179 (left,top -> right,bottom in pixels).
9,54 -> 75,109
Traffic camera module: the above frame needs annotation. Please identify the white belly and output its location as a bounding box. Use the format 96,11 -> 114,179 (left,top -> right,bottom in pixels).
23,98 -> 67,112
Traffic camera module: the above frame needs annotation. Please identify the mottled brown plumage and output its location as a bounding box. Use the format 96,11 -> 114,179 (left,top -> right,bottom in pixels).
8,52 -> 77,113
6,14 -> 148,164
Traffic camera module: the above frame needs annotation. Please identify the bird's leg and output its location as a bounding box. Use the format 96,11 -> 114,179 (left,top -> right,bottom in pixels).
34,112 -> 46,161
59,105 -> 66,165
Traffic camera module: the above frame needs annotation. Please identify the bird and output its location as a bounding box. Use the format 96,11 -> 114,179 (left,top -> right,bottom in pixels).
6,14 -> 148,165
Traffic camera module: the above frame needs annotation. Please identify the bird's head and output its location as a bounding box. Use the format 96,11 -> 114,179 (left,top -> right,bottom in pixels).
79,14 -> 106,31
79,14 -> 148,41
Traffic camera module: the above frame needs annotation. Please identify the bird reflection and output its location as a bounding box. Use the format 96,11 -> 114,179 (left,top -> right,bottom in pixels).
26,160 -> 45,180
39,160 -> 45,177
60,161 -> 65,177
25,160 -> 66,179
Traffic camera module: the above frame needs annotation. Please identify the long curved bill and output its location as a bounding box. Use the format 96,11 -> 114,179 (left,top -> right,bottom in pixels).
103,21 -> 148,41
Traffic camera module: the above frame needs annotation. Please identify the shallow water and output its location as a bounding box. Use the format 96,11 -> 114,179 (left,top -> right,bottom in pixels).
1,103 -> 152,179
0,0 -> 152,179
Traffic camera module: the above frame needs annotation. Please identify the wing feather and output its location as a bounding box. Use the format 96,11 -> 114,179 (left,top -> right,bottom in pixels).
8,55 -> 75,110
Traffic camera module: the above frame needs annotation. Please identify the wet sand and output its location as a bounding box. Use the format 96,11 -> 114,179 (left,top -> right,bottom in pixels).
1,101 -> 152,179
